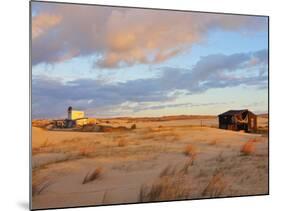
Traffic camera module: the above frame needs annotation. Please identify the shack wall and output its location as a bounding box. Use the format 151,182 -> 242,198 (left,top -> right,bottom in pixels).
218,110 -> 257,132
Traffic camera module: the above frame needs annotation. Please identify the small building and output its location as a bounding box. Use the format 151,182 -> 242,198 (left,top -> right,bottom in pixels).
53,107 -> 97,128
68,106 -> 85,120
67,106 -> 88,127
218,109 -> 257,132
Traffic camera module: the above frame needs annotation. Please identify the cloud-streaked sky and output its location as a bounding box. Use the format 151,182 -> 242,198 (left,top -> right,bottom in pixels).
31,2 -> 268,118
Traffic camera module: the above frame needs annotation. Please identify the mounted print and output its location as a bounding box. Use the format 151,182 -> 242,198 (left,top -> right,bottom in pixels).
30,1 -> 269,210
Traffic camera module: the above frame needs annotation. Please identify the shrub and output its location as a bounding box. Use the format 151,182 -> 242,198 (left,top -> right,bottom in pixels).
240,140 -> 255,156
139,177 -> 189,202
183,144 -> 197,156
131,124 -> 137,129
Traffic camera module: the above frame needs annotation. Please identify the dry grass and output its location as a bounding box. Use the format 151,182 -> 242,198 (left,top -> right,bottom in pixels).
209,140 -> 217,145
147,127 -> 162,133
32,179 -> 53,196
183,144 -> 197,156
202,170 -> 227,197
79,146 -> 96,157
32,148 -> 40,155
139,176 -> 189,202
170,134 -> 180,142
161,131 -> 177,137
216,152 -> 225,163
61,137 -> 83,144
32,119 -> 53,128
41,138 -> 52,148
163,132 -> 180,142
33,138 -> 69,155
82,167 -> 103,184
102,191 -> 109,204
240,140 -> 256,156
141,133 -> 155,140
117,139 -> 127,147
31,121 -> 269,207
145,130 -> 180,142
34,136 -> 98,157
159,165 -> 177,178
180,155 -> 196,174
32,153 -> 77,170
248,138 -> 259,143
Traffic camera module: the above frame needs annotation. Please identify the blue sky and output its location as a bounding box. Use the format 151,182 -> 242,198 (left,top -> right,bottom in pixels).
32,2 -> 268,118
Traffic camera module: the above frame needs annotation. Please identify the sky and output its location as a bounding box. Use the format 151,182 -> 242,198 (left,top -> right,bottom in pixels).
31,2 -> 269,119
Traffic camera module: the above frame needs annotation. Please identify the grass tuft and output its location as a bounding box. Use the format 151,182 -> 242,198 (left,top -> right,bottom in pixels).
159,165 -> 177,178
180,155 -> 196,174
32,179 -> 53,196
202,170 -> 227,197
82,167 -> 103,184
139,176 -> 189,202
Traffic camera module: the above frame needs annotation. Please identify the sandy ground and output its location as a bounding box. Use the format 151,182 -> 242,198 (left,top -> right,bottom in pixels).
31,117 -> 268,209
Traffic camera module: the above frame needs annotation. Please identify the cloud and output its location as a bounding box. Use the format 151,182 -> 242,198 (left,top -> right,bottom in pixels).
32,49 -> 268,118
31,2 -> 267,67
128,102 -> 229,112
32,13 -> 62,39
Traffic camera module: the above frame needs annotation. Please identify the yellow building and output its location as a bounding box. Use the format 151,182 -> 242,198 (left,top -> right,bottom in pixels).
67,106 -> 88,126
68,106 -> 85,120
75,118 -> 89,126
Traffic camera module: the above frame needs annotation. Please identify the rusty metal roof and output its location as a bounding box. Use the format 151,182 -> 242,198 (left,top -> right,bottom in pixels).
218,109 -> 250,116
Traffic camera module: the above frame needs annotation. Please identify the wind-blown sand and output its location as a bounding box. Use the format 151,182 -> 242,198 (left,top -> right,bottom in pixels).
31,116 -> 268,209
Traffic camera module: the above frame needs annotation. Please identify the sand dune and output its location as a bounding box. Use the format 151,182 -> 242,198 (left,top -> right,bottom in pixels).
32,117 -> 268,209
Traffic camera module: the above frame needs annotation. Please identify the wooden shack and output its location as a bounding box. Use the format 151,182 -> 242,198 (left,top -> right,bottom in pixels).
218,109 -> 257,132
